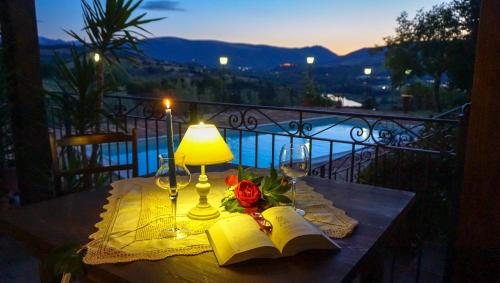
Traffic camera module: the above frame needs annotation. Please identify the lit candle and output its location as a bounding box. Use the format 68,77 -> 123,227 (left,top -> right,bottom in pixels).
164,98 -> 177,188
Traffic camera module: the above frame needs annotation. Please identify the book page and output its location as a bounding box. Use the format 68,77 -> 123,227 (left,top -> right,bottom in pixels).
262,206 -> 323,252
207,214 -> 279,265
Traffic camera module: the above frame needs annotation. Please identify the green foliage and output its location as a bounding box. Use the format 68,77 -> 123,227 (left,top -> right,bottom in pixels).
221,166 -> 291,213
42,243 -> 86,282
402,82 -> 434,110
401,82 -> 467,110
49,47 -> 118,191
65,0 -> 163,137
58,148 -> 110,192
359,123 -> 460,238
66,0 -> 163,63
384,0 -> 477,111
384,46 -> 421,88
50,47 -> 119,134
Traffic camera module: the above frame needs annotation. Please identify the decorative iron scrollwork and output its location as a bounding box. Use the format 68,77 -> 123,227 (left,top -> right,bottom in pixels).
241,109 -> 258,131
103,95 -> 463,155
113,104 -> 127,117
348,117 -> 371,143
228,111 -> 244,129
288,121 -> 313,136
142,101 -> 164,119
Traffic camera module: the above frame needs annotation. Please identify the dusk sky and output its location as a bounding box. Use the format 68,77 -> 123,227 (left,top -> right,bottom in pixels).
36,0 -> 450,55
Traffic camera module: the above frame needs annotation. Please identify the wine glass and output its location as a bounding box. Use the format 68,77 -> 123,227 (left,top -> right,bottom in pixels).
155,153 -> 191,239
278,143 -> 309,216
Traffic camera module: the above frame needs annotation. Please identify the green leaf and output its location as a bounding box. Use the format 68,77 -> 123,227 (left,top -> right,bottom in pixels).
250,176 -> 264,186
238,166 -> 244,182
43,243 -> 85,279
260,176 -> 271,193
222,198 -> 244,213
270,184 -> 291,194
271,194 -> 292,204
270,166 -> 277,181
265,194 -> 279,206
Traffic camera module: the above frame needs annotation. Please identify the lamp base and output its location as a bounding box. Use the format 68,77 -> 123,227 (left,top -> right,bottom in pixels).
187,165 -> 220,220
187,205 -> 220,220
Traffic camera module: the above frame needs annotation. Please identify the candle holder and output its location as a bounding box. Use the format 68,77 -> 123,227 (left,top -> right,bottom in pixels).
155,153 -> 191,239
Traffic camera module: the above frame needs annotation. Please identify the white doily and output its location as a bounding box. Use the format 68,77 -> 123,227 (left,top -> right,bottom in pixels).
84,171 -> 358,264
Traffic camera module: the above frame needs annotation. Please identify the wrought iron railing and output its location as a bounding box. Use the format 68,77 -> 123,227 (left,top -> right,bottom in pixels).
47,94 -> 465,185
98,95 -> 462,183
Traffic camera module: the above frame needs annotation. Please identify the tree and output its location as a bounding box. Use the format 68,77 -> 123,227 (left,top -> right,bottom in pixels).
447,0 -> 480,94
384,0 -> 478,112
65,0 -> 162,172
66,0 -> 163,130
50,47 -> 119,191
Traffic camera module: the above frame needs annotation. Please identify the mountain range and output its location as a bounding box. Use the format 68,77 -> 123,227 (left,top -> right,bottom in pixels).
38,36 -> 385,71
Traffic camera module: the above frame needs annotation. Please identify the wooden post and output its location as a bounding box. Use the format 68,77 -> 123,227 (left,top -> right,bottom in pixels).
450,0 -> 500,281
0,0 -> 54,203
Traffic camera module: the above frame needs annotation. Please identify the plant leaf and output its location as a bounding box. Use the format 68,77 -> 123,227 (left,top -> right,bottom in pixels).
238,166 -> 244,182
270,166 -> 277,180
270,184 -> 291,194
250,176 -> 264,186
271,193 -> 292,204
260,176 -> 272,193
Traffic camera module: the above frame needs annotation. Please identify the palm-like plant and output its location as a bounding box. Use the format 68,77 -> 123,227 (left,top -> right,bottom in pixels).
57,0 -> 162,182
52,47 -> 110,135
51,47 -> 119,191
66,0 -> 163,124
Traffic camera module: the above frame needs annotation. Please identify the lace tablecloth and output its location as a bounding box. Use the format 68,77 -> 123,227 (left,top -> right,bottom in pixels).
83,171 -> 358,264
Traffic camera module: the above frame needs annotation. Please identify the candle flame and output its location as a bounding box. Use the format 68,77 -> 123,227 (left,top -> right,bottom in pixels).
164,98 -> 171,109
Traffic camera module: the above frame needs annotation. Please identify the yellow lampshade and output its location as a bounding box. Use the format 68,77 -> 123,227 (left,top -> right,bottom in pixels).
175,123 -> 233,166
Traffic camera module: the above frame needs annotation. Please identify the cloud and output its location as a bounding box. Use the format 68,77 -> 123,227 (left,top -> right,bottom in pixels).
141,1 -> 185,11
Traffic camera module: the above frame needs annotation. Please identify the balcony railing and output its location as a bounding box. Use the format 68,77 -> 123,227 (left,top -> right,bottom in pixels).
47,94 -> 466,189
106,95 -> 463,181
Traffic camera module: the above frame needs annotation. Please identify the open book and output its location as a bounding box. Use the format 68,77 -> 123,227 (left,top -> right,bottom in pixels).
206,206 -> 340,266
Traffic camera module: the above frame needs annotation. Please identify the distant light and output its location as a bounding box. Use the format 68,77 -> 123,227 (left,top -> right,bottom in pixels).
306,56 -> 315,64
404,69 -> 412,75
219,56 -> 228,66
364,67 -> 372,76
93,52 -> 100,62
382,86 -> 387,90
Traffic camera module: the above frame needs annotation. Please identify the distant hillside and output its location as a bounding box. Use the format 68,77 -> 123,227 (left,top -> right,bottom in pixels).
138,37 -> 339,70
334,47 -> 386,67
37,36 -> 385,71
38,36 -> 78,46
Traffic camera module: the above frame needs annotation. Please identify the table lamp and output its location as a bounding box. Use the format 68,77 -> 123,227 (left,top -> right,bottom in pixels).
175,123 -> 234,220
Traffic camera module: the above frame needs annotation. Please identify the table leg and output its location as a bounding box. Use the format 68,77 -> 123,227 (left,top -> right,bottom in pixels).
360,248 -> 384,283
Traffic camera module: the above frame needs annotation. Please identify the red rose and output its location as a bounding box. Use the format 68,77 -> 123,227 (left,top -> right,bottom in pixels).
280,177 -> 289,185
234,180 -> 261,207
225,175 -> 238,186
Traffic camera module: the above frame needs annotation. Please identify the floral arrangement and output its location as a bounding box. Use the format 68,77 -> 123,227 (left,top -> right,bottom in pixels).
221,166 -> 292,213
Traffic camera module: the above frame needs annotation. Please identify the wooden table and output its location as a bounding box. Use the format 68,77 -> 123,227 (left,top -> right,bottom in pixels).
0,173 -> 415,283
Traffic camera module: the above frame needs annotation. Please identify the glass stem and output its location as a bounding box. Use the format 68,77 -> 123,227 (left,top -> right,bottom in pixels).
171,193 -> 178,230
291,179 -> 297,209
